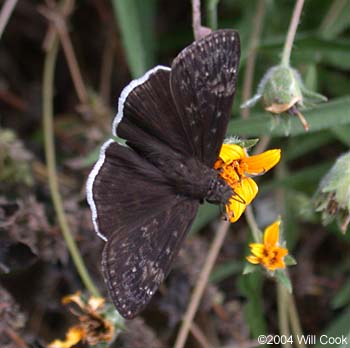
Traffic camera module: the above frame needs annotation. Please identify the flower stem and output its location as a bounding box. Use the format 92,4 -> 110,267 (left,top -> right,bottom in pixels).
281,0 -> 305,67
42,36 -> 100,297
288,292 -> 306,348
277,283 -> 292,348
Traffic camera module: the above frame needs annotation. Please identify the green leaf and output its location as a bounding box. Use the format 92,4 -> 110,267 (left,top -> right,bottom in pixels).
314,307 -> 350,348
262,162 -> 332,194
304,64 -> 318,91
331,282 -> 350,309
284,255 -> 297,266
274,269 -> 292,293
331,125 -> 350,145
260,35 -> 350,70
319,0 -> 350,39
206,0 -> 220,30
111,0 -> 156,78
284,131 -> 335,161
228,97 -> 350,137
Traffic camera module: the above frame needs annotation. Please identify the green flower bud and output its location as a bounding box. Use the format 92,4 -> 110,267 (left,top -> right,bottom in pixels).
242,65 -> 327,131
313,152 -> 350,233
261,66 -> 303,114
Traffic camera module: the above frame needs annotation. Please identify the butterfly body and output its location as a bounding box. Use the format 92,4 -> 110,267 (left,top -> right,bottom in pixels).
87,30 -> 240,319
155,155 -> 233,203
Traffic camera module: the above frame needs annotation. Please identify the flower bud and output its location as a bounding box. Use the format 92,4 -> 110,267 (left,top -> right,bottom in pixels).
242,65 -> 327,131
313,152 -> 350,233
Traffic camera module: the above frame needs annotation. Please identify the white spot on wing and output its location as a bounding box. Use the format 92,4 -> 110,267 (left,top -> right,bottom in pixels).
112,65 -> 171,136
86,139 -> 115,242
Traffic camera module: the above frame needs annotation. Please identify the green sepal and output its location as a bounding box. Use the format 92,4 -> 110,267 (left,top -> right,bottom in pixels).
274,269 -> 293,293
243,262 -> 260,275
284,255 -> 297,266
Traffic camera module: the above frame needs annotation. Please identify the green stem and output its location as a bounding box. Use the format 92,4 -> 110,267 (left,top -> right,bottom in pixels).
42,36 -> 100,297
288,293 -> 306,348
281,0 -> 305,67
277,283 -> 292,348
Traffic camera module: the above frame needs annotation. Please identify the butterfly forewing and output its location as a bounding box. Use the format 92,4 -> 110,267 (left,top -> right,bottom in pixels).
115,67 -> 193,160
102,198 -> 198,318
170,30 -> 240,166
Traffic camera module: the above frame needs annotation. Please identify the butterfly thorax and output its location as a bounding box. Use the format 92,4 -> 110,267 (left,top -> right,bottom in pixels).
160,157 -> 233,204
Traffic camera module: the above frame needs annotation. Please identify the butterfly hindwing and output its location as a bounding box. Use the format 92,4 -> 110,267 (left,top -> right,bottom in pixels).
87,139 -> 199,318
102,197 -> 198,319
87,140 -> 176,241
170,30 -> 240,166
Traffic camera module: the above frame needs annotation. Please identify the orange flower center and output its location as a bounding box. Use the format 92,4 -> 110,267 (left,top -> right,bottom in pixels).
215,159 -> 248,188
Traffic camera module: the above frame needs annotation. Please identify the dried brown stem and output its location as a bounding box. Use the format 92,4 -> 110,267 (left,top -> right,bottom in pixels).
40,1 -> 89,106
192,0 -> 211,41
0,0 -> 18,39
4,328 -> 29,348
99,33 -> 116,104
173,220 -> 230,348
190,323 -> 214,348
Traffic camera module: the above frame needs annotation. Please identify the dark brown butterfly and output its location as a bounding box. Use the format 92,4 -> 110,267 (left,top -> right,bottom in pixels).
86,30 -> 240,319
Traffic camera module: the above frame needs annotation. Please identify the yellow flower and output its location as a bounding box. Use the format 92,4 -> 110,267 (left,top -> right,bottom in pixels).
48,326 -> 84,348
214,144 -> 281,222
247,220 -> 288,271
48,292 -> 121,348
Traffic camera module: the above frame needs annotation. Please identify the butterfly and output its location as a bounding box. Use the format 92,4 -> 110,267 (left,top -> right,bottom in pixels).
86,30 -> 240,319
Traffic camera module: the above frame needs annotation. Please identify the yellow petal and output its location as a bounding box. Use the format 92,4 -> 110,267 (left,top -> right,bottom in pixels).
242,149 -> 281,175
62,292 -> 84,308
264,220 -> 280,247
219,144 -> 245,164
249,243 -> 265,258
48,326 -> 84,348
237,177 -> 258,205
273,259 -> 286,269
246,255 -> 260,264
275,246 -> 288,258
227,177 -> 258,222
